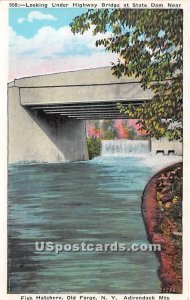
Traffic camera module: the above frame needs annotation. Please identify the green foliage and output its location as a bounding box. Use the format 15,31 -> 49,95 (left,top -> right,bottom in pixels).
93,120 -> 101,131
101,120 -> 118,139
87,137 -> 101,160
71,9 -> 183,140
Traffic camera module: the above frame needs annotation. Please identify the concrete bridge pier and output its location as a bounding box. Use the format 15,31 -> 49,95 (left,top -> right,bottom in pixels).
8,86 -> 89,164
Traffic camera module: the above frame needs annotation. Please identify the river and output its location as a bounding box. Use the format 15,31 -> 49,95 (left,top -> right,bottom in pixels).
8,140 -> 182,293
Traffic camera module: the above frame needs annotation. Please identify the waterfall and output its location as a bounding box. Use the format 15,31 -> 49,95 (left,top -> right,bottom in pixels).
101,139 -> 150,156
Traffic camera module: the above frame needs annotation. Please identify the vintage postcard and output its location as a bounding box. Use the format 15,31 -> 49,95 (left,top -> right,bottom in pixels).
0,0 -> 189,300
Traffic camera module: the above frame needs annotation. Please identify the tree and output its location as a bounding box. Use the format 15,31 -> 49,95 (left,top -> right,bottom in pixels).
101,119 -> 118,139
87,137 -> 101,159
70,9 -> 183,140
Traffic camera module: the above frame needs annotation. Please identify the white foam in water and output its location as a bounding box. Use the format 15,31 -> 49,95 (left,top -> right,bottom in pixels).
142,154 -> 182,172
101,139 -> 150,156
99,139 -> 182,172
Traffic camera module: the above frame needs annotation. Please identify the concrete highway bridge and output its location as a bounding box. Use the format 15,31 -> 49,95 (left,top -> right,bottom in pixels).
8,67 -> 181,163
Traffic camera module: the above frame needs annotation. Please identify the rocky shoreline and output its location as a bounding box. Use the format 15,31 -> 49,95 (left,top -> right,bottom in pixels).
142,162 -> 182,293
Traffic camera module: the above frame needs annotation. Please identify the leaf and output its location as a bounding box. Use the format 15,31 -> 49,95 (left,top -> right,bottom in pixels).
70,9 -> 183,140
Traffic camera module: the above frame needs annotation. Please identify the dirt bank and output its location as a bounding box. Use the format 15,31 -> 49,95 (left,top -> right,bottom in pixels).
142,162 -> 182,293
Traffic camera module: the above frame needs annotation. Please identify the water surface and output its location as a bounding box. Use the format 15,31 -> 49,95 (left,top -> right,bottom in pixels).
8,154 -> 181,293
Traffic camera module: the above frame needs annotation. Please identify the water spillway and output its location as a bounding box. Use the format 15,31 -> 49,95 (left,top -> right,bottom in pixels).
101,139 -> 150,156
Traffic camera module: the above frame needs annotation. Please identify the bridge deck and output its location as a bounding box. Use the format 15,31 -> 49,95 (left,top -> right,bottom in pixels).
9,67 -> 153,119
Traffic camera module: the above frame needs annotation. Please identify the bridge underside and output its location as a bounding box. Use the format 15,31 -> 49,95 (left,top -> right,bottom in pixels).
8,67 -> 155,163
27,101 -> 145,120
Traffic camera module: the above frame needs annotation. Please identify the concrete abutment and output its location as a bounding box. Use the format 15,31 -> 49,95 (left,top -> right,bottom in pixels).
151,137 -> 182,156
8,86 -> 89,164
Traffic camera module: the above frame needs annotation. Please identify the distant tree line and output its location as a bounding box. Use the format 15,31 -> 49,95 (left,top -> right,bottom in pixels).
86,119 -> 148,140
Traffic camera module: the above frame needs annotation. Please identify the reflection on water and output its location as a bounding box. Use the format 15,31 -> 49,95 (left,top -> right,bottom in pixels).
8,155 -> 182,293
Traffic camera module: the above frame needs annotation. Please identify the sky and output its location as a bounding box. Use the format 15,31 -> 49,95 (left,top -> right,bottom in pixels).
9,8 -> 117,80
